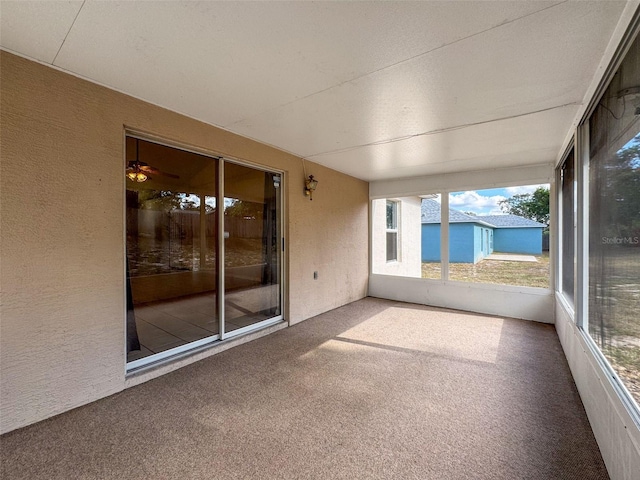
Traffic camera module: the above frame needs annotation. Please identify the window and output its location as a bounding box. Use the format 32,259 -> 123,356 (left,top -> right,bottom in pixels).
386,200 -> 399,262
371,197 -> 422,277
586,31 -> 640,408
371,189 -> 549,287
125,136 -> 283,369
447,185 -> 550,288
560,148 -> 575,305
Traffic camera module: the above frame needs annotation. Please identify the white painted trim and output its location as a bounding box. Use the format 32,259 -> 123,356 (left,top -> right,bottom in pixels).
576,124 -> 589,331
555,161 -> 563,298
548,178 -> 557,294
555,298 -> 640,480
369,163 -> 552,199
440,193 -> 449,281
385,200 -> 400,262
369,198 -> 375,274
581,327 -> 640,428
556,290 -> 574,319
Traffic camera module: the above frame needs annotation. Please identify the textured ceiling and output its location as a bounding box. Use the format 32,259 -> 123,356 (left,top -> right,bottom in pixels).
0,1 -> 629,181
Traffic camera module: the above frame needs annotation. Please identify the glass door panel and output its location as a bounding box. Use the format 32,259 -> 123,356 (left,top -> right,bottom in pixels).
223,162 -> 281,334
126,138 -> 284,369
126,137 -> 219,364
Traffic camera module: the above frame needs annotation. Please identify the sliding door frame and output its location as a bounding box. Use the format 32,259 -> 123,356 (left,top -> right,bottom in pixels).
219,157 -> 285,341
124,130 -> 285,372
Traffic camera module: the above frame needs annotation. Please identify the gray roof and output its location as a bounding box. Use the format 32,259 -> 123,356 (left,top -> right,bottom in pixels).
421,199 -> 494,227
421,199 -> 545,228
477,214 -> 545,228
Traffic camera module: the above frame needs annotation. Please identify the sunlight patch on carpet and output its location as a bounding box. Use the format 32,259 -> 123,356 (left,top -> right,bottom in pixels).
334,306 -> 504,364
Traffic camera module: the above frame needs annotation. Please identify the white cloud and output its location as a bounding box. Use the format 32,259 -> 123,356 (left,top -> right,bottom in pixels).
504,184 -> 548,196
449,191 -> 506,215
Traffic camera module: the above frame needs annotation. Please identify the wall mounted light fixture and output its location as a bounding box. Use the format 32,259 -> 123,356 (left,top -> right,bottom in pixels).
304,175 -> 318,200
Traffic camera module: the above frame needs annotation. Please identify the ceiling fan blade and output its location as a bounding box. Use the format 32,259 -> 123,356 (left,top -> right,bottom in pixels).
154,170 -> 180,179
130,140 -> 179,179
139,165 -> 179,179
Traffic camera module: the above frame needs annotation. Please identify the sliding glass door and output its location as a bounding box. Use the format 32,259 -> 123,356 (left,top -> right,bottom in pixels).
223,162 -> 282,335
125,136 -> 282,368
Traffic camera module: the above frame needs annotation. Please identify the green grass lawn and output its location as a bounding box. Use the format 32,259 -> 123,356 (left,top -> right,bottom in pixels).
588,247 -> 640,406
421,252 -> 550,288
606,345 -> 640,403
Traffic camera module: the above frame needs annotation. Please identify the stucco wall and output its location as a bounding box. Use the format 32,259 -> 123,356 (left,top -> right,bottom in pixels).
0,52 -> 369,433
372,197 -> 421,277
494,228 -> 543,254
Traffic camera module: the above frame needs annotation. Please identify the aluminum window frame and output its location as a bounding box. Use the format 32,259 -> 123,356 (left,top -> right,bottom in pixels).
556,141 -> 576,315
573,16 -> 640,425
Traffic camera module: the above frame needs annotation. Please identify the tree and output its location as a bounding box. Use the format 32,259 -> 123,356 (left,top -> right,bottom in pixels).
604,134 -> 640,238
225,199 -> 263,220
499,187 -> 550,225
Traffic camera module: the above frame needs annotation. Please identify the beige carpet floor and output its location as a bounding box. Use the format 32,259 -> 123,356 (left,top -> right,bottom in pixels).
1,298 -> 609,479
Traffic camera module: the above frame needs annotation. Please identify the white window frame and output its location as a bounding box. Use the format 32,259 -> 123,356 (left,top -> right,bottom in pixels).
572,18 -> 640,425
556,142 -> 576,316
386,200 -> 399,262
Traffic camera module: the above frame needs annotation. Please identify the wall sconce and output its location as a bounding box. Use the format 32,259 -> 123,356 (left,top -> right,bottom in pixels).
305,175 -> 318,200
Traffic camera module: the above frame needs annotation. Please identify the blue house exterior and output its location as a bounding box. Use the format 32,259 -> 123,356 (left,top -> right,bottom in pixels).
421,200 -> 545,263
493,228 -> 541,254
421,224 -> 440,261
479,215 -> 544,255
423,223 -> 490,263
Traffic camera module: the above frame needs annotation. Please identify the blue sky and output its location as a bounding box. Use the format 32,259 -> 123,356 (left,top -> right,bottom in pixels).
448,184 -> 549,216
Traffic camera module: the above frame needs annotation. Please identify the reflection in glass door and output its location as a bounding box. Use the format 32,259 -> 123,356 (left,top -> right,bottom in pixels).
223,162 -> 282,336
125,137 -> 283,369
126,137 -> 219,365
